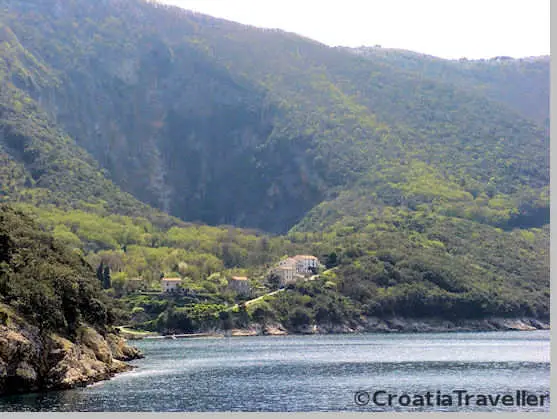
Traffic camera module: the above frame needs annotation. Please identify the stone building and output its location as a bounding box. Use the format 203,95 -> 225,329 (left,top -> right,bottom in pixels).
160,277 -> 182,293
273,255 -> 320,287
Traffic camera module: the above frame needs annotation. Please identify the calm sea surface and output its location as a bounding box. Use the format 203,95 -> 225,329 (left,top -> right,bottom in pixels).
0,330 -> 550,412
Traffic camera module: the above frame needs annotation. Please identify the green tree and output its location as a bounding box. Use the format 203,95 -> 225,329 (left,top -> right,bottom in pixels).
103,265 -> 111,289
325,252 -> 338,269
96,261 -> 104,285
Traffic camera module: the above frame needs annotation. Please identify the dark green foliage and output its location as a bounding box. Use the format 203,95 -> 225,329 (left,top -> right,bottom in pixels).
150,303 -> 228,334
102,265 -> 111,290
0,204 -> 113,335
219,310 -> 233,330
251,305 -> 274,325
96,262 -> 104,286
324,252 -> 338,269
288,308 -> 312,328
267,272 -> 281,290
292,207 -> 549,322
265,280 -> 361,329
236,303 -> 250,328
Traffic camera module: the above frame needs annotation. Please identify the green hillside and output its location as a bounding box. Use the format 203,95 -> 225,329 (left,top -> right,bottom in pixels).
0,204 -> 112,333
0,0 -> 549,332
0,17 -> 192,228
345,46 -> 549,125
0,0 -> 548,233
3,201 -> 548,336
0,204 -> 147,395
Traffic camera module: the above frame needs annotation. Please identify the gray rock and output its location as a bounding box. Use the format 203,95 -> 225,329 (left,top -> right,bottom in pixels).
0,321 -> 142,396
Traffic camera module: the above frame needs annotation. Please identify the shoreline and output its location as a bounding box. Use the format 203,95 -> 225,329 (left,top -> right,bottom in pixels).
125,317 -> 550,340
2,318 -> 547,397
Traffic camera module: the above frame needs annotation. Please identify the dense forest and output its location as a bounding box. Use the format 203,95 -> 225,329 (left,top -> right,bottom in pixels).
0,205 -> 113,335
0,0 -> 550,335
345,46 -> 549,126
0,205 -> 145,394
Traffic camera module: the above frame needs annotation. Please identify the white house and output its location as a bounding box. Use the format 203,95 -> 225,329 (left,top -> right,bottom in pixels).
273,255 -> 320,287
292,255 -> 319,273
160,277 -> 182,293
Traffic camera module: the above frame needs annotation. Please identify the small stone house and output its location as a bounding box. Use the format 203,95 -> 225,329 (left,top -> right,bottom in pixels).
275,265 -> 302,287
160,277 -> 182,293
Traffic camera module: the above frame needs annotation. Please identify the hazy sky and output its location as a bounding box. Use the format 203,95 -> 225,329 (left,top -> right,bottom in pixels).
159,0 -> 549,59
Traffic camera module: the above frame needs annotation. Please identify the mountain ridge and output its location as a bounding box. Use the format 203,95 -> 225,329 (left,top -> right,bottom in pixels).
343,45 -> 549,125
0,0 -> 549,234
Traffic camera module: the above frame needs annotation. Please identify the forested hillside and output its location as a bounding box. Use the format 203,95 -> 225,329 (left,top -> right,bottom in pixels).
0,0 -> 548,233
0,205 -> 111,334
346,46 -> 549,126
0,19 -> 177,224
0,0 -> 550,334
4,201 -> 548,336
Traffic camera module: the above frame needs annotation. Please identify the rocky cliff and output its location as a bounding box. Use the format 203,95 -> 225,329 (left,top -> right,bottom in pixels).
0,306 -> 142,395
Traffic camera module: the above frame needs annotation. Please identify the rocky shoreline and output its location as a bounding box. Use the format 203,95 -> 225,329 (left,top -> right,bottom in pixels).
129,317 -> 550,339
0,314 -> 143,396
221,317 -> 550,337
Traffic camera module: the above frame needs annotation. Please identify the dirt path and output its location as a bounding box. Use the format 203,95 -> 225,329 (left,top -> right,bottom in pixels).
226,274 -> 320,311
226,288 -> 285,311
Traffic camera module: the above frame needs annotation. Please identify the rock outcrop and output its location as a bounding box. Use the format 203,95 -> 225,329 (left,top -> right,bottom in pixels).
0,312 -> 143,395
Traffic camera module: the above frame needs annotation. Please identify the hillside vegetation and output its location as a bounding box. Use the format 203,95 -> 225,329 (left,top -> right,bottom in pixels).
0,205 -> 112,334
0,0 -> 550,334
346,46 -> 549,126
0,0 -> 548,232
7,202 -> 548,335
